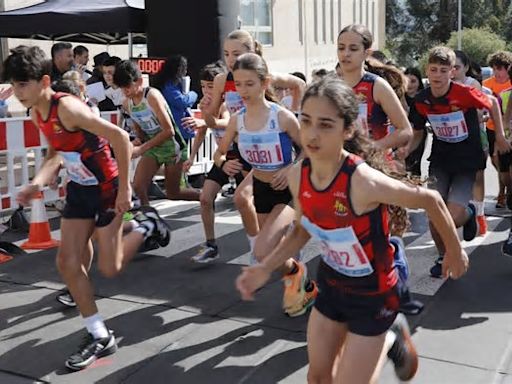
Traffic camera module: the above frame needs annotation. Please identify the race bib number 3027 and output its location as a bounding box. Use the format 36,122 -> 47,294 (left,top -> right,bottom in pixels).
428,111 -> 468,143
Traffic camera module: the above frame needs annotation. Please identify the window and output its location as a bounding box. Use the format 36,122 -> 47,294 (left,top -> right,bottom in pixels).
330,0 -> 335,42
322,0 -> 327,43
352,0 -> 356,23
372,0 -> 375,35
314,0 -> 319,43
366,0 -> 369,26
298,0 -> 303,44
240,0 -> 273,45
338,0 -> 342,33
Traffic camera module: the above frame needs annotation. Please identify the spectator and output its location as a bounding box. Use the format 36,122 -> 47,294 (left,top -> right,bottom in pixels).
311,68 -> 328,82
86,51 -> 110,86
0,86 -> 13,118
102,56 -> 124,107
72,45 -> 92,81
50,42 -> 73,81
154,54 -> 198,143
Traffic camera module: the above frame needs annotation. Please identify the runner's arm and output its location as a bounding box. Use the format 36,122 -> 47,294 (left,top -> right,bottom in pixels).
271,73 -> 306,112
374,78 -> 413,150
57,96 -> 132,198
29,111 -> 62,189
203,73 -> 227,127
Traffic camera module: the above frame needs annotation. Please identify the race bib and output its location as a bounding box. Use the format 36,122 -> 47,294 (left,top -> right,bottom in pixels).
358,103 -> 369,135
428,111 -> 468,143
238,132 -> 285,171
301,216 -> 374,277
59,151 -> 99,186
225,91 -> 244,114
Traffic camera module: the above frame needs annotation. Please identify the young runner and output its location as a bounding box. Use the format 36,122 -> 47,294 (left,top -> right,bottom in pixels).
215,53 -> 316,316
185,62 -> 243,263
407,46 -> 510,277
114,60 -> 200,205
4,46 -> 170,370
336,24 -> 412,151
237,77 -> 469,383
203,29 -> 306,255
483,51 -> 512,208
452,50 -> 488,235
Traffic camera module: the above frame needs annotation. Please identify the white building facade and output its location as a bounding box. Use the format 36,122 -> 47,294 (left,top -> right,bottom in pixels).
240,0 -> 386,79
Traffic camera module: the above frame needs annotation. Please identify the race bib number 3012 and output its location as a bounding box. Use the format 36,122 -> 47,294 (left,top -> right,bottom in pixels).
301,216 -> 374,277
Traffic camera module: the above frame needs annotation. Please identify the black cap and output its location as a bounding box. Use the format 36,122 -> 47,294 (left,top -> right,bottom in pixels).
93,52 -> 111,67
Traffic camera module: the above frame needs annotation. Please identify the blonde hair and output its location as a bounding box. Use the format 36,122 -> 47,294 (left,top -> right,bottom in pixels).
62,70 -> 86,98
226,30 -> 263,56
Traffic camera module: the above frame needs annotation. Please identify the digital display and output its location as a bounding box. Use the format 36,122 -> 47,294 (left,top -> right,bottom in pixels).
131,57 -> 165,75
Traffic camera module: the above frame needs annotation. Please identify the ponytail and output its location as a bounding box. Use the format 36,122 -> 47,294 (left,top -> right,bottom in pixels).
254,40 -> 263,57
365,57 -> 406,100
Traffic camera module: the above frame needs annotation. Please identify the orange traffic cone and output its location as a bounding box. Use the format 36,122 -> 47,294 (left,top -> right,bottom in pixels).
21,191 -> 60,250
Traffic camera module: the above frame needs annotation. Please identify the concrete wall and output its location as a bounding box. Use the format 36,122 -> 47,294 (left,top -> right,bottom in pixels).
260,0 -> 386,80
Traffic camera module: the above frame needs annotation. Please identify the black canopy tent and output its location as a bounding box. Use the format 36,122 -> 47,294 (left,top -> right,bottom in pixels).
0,0 -> 146,45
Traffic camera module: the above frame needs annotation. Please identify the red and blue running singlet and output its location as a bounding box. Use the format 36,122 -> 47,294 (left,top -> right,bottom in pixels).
352,72 -> 390,141
36,93 -> 118,186
409,81 -> 491,172
299,154 -> 397,295
223,72 -> 245,114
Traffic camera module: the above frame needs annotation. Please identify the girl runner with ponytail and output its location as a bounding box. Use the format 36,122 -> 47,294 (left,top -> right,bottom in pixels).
336,24 -> 412,152
202,29 -> 305,257
237,77 -> 469,383
215,53 -> 316,317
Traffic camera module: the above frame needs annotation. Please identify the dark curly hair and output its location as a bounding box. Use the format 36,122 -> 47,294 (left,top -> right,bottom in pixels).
2,45 -> 52,82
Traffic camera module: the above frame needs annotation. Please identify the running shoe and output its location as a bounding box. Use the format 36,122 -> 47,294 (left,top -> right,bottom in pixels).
496,194 -> 506,209
282,260 -> 307,314
502,231 -> 512,257
192,244 -> 219,263
477,215 -> 487,236
286,280 -> 318,317
221,186 -> 236,198
463,203 -> 478,241
138,206 -> 171,247
65,331 -> 117,371
387,313 -> 419,381
429,256 -> 444,278
56,289 -> 76,308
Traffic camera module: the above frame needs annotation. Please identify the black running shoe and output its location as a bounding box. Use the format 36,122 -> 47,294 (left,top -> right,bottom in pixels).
387,313 -> 418,381
137,206 -> 171,247
502,231 -> 512,258
56,289 -> 76,308
463,203 -> 478,241
429,256 -> 443,278
65,331 -> 117,371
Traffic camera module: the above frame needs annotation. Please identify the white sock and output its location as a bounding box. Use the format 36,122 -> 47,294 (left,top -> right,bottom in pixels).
474,201 -> 485,216
134,220 -> 155,239
84,313 -> 109,339
247,235 -> 256,253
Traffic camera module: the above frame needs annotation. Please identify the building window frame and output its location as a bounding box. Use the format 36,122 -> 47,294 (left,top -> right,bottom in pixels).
240,0 -> 274,46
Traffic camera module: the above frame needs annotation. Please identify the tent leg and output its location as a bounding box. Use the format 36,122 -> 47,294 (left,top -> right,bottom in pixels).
128,32 -> 133,58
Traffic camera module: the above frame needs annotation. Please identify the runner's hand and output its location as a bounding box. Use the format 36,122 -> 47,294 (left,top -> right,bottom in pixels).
199,94 -> 212,111
16,184 -> 40,206
132,145 -> 144,159
115,186 -> 132,214
236,264 -> 272,300
183,159 -> 193,173
442,249 -> 469,279
222,159 -> 243,177
0,87 -> 13,101
270,166 -> 290,190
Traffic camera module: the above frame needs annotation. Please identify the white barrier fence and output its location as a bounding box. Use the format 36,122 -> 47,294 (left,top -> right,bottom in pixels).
0,110 -> 216,216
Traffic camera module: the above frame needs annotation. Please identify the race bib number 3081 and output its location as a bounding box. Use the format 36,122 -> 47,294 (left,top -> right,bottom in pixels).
428,111 -> 468,143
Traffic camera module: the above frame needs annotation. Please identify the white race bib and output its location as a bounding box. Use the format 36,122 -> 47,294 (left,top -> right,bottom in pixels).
60,151 -> 99,186
358,103 -> 369,135
428,111 -> 468,143
238,132 -> 285,171
301,216 -> 374,277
